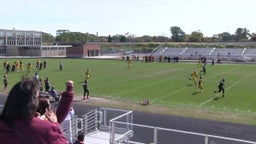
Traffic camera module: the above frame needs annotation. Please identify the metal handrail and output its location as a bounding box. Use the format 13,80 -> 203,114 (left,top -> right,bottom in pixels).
111,121 -> 256,144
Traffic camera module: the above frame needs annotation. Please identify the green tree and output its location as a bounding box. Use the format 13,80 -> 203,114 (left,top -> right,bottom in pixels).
120,35 -> 127,42
133,37 -> 144,42
55,32 -> 98,44
111,35 -> 122,42
250,33 -> 256,41
218,32 -> 233,42
107,35 -> 112,42
170,26 -> 185,42
235,28 -> 249,42
152,36 -> 170,42
141,35 -> 153,42
189,31 -> 204,42
42,32 -> 55,44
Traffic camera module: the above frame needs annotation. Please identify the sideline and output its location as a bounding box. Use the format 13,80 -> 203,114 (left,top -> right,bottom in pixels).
197,73 -> 255,107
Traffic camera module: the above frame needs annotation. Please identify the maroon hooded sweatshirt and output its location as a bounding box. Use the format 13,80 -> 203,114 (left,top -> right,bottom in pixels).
0,83 -> 74,144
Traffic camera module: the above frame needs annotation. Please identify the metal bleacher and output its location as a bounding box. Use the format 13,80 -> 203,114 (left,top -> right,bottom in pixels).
152,47 -> 256,62
244,48 -> 256,60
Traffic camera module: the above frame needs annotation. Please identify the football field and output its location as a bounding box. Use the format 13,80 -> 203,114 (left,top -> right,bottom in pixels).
1,58 -> 256,124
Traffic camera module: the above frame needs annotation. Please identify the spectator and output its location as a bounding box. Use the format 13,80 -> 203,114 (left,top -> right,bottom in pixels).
3,75 -> 8,90
36,96 -> 51,120
38,78 -> 43,91
57,80 -> 74,124
49,86 -> 59,101
44,77 -> 51,91
34,72 -> 39,81
0,77 -> 67,144
73,134 -> 85,144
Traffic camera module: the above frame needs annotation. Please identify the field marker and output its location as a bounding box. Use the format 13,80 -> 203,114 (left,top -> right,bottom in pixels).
197,73 -> 255,107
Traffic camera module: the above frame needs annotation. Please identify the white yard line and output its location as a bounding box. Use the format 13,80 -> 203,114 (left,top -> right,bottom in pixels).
197,73 -> 255,107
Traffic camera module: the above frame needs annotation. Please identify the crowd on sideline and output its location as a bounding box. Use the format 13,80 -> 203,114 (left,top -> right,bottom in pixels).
122,55 -> 180,63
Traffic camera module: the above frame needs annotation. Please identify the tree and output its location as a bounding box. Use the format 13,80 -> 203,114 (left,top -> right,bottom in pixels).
189,31 -> 204,42
170,26 -> 185,42
111,35 -> 121,42
218,32 -> 233,42
141,35 -> 153,42
152,36 -> 170,42
42,32 -> 55,44
55,31 -> 99,44
107,35 -> 112,42
235,28 -> 249,42
119,35 -> 127,42
249,33 -> 256,41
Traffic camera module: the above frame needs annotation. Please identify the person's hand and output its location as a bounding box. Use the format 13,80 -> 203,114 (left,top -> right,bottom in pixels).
66,80 -> 74,87
45,106 -> 58,123
65,80 -> 74,91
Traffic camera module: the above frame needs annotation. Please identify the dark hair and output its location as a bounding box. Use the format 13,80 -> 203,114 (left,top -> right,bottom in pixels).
0,77 -> 39,124
77,134 -> 84,141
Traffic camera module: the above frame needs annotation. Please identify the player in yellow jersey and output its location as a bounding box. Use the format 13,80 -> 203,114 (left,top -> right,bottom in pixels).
19,61 -> 24,72
27,63 -> 32,73
128,59 -> 132,69
190,71 -> 197,86
85,69 -> 91,80
198,76 -> 203,93
197,58 -> 202,67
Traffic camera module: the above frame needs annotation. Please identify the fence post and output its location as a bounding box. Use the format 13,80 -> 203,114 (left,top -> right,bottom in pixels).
109,122 -> 115,144
154,127 -> 157,144
205,135 -> 208,144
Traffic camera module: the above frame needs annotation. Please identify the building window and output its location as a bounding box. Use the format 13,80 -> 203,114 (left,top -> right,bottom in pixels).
0,40 -> 4,45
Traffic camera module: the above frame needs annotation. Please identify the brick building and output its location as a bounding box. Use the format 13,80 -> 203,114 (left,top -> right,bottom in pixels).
66,44 -> 101,58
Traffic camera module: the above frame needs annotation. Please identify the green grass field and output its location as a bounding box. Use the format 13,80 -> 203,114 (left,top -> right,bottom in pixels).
1,58 -> 256,124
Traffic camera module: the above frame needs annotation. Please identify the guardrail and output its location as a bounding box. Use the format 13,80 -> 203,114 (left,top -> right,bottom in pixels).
109,110 -> 133,144
110,120 -> 256,144
71,107 -> 134,144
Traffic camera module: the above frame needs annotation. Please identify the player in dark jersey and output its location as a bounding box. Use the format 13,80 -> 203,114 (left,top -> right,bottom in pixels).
83,79 -> 90,100
214,78 -> 225,97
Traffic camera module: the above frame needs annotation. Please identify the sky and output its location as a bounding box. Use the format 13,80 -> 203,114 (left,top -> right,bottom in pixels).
1,0 -> 255,37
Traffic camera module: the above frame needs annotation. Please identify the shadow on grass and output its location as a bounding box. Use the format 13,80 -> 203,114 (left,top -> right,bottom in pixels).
192,91 -> 201,95
187,84 -> 193,87
213,96 -> 224,101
